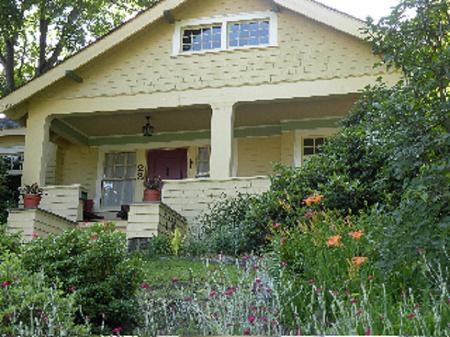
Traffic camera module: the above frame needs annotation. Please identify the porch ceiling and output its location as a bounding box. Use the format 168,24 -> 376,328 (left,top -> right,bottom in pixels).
234,93 -> 359,127
58,105 -> 212,137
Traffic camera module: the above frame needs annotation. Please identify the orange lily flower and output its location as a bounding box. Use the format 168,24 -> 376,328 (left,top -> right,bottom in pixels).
303,195 -> 324,206
348,230 -> 364,240
351,256 -> 368,266
327,235 -> 342,247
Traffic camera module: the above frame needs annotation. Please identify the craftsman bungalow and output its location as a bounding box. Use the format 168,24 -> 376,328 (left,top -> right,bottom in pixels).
0,0 -> 397,242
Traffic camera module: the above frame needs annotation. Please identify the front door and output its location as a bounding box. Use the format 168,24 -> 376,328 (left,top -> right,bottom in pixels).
148,149 -> 187,180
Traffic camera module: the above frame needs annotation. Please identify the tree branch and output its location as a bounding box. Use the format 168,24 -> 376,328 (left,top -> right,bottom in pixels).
40,7 -> 80,74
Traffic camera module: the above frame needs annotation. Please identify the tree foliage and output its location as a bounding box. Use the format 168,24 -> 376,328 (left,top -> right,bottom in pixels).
0,0 -> 158,95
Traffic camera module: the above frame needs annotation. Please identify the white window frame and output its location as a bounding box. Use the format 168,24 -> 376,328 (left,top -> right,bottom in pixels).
101,152 -> 137,210
172,11 -> 278,56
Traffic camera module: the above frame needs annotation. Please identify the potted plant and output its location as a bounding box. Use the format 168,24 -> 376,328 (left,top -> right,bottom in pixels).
143,176 -> 162,201
19,183 -> 43,209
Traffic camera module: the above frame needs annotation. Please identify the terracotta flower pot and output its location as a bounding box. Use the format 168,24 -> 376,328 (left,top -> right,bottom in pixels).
143,189 -> 161,202
23,194 -> 41,209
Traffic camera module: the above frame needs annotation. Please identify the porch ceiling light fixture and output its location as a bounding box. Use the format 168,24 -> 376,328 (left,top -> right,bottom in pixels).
142,116 -> 154,137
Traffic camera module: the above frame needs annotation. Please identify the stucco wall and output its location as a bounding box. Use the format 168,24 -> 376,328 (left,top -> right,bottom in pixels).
39,0 -> 381,101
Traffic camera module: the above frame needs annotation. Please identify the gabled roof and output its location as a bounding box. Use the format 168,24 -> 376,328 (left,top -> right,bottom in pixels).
0,0 -> 366,118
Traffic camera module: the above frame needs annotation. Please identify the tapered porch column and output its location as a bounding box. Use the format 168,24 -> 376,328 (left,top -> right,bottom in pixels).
22,113 -> 51,186
210,102 -> 236,179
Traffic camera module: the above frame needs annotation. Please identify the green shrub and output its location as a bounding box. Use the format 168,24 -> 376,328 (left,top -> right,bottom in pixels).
0,224 -> 21,254
0,252 -> 89,336
21,223 -> 143,333
197,193 -> 269,255
146,234 -> 172,257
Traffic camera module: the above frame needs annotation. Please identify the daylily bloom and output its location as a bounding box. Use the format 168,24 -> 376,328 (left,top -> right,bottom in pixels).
303,195 -> 323,206
260,316 -> 268,322
243,328 -> 251,335
1,281 -> 11,287
351,256 -> 368,266
247,315 -> 256,323
209,290 -> 217,298
327,235 -> 342,247
348,230 -> 364,240
364,328 -> 372,336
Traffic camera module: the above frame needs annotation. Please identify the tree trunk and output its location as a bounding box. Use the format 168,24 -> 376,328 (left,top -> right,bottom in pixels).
4,39 -> 16,94
37,18 -> 49,75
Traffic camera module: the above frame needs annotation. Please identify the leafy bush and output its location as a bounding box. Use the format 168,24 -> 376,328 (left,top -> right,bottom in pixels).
0,252 -> 89,337
146,234 -> 172,257
197,193 -> 270,255
21,223 -> 143,333
0,224 -> 21,254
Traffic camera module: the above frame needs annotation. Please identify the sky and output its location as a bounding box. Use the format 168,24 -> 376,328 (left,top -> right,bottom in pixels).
315,0 -> 400,21
0,0 -> 400,119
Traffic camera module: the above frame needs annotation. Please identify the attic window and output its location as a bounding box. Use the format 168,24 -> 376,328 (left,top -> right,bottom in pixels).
173,12 -> 278,55
182,24 -> 222,52
228,20 -> 270,47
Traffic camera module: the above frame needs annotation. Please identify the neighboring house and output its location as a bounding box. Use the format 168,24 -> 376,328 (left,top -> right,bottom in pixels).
0,0 -> 397,242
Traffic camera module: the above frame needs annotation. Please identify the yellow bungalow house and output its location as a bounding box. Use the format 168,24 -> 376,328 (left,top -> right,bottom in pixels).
0,0 -> 398,243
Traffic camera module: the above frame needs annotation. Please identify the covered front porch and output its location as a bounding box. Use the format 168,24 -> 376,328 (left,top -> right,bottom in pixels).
25,94 -> 355,218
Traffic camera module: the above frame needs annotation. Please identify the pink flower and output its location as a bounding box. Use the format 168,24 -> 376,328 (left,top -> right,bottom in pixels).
243,328 -> 251,335
272,223 -> 281,230
171,277 -> 179,284
364,328 -> 372,336
112,326 -> 122,336
255,278 -> 262,284
140,282 -> 151,289
209,290 -> 217,298
224,287 -> 236,296
1,281 -> 11,287
280,261 -> 288,267
406,313 -> 416,320
260,316 -> 268,322
89,234 -> 98,241
314,287 -> 322,294
350,298 -> 357,304
32,232 -> 39,239
247,315 -> 256,323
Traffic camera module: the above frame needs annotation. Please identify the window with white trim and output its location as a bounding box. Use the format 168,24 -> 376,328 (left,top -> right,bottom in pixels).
196,147 -> 210,177
173,12 -> 277,55
182,24 -> 222,52
102,152 -> 136,208
228,19 -> 270,47
303,137 -> 326,158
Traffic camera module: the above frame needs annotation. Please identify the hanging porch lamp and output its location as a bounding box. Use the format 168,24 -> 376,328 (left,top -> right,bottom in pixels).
142,116 -> 154,137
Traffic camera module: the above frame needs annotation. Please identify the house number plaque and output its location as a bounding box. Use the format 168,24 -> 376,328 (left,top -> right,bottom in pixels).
137,164 -> 145,180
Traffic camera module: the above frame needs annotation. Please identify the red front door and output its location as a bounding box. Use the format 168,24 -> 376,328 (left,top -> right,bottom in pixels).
148,149 -> 187,180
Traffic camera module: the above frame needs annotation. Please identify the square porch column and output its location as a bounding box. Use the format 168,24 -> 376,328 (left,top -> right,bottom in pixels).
22,113 -> 51,186
210,102 -> 236,179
